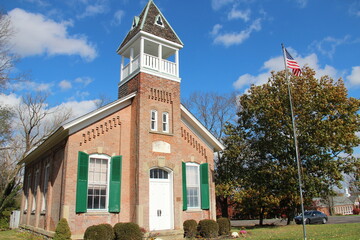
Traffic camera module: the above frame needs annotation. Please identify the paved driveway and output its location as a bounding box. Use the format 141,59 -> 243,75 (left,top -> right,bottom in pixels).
231,215 -> 360,226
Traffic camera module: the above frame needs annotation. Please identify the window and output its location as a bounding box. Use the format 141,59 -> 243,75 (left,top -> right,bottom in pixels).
151,110 -> 158,131
41,164 -> 50,212
32,170 -> 40,212
186,163 -> 200,208
155,15 -> 164,27
182,162 -> 210,211
150,168 -> 168,179
162,112 -> 169,133
87,155 -> 109,210
76,152 -> 122,213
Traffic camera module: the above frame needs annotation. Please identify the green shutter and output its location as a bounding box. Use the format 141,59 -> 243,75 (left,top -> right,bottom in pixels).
182,162 -> 187,211
200,163 -> 210,210
76,151 -> 89,213
109,156 -> 122,213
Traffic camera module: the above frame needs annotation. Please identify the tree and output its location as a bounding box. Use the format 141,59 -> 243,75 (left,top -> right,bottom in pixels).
0,93 -> 71,224
224,67 -> 360,224
0,11 -> 18,90
183,91 -> 238,140
183,91 -> 238,217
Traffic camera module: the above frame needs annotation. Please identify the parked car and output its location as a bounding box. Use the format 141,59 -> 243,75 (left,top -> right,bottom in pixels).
294,210 -> 328,224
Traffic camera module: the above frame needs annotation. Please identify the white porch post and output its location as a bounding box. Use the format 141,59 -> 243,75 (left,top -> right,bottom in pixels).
130,47 -> 134,73
175,50 -> 179,77
120,56 -> 124,81
158,44 -> 162,72
140,38 -> 144,70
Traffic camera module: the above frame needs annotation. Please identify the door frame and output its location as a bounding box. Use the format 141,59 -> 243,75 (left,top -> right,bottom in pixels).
149,167 -> 174,230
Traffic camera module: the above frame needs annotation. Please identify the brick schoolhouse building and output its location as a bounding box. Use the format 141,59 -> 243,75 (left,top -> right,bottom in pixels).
19,1 -> 224,238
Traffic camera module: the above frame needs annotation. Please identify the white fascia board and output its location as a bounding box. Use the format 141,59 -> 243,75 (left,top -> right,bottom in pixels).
64,92 -> 136,135
180,104 -> 224,152
117,31 -> 183,55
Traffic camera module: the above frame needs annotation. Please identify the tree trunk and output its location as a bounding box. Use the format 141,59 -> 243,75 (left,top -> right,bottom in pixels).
220,196 -> 229,218
259,207 -> 264,226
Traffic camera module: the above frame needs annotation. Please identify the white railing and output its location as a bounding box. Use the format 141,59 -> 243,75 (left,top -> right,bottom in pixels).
122,64 -> 130,79
122,53 -> 177,81
132,55 -> 140,72
161,59 -> 176,76
143,53 -> 159,70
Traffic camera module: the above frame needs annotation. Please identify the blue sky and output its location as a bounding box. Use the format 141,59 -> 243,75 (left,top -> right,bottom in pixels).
1,1 -> 359,142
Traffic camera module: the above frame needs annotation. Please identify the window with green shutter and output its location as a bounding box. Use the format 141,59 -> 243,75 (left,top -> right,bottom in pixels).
76,151 -> 89,213
200,163 -> 210,210
76,152 -> 122,213
183,162 -> 210,211
109,156 -> 122,212
182,162 -> 187,210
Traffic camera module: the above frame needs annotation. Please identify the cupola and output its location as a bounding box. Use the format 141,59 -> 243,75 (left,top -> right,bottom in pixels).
117,0 -> 184,85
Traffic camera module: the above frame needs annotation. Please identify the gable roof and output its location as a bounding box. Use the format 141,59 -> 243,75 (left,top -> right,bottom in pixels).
181,104 -> 224,152
20,92 -> 137,165
118,0 -> 183,51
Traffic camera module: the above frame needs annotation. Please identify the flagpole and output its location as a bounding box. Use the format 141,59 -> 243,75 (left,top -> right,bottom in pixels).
281,43 -> 307,240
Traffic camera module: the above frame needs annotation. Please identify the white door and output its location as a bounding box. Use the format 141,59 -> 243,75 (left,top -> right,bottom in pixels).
149,168 -> 173,230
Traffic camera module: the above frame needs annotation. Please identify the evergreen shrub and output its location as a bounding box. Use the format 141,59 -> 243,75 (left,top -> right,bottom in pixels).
217,217 -> 231,235
84,224 -> 114,240
113,222 -> 143,240
197,219 -> 218,238
53,218 -> 71,240
183,219 -> 197,238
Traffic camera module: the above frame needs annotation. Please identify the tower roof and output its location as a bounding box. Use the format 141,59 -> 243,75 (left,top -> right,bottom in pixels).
118,0 -> 183,51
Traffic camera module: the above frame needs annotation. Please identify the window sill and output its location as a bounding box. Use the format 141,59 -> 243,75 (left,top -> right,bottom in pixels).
186,208 -> 202,212
149,131 -> 173,136
84,211 -> 112,216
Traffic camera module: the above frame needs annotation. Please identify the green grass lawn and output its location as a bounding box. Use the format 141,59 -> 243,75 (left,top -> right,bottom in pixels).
1,224 -> 360,240
0,230 -> 44,240
232,223 -> 360,240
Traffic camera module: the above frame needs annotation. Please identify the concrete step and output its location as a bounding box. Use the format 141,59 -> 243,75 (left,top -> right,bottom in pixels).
145,229 -> 184,240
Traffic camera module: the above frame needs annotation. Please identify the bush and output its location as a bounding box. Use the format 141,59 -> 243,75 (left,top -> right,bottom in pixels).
53,218 -> 71,240
197,219 -> 218,238
113,222 -> 143,240
183,219 -> 197,238
217,217 -> 230,236
353,208 -> 360,215
0,217 -> 9,230
84,224 -> 114,240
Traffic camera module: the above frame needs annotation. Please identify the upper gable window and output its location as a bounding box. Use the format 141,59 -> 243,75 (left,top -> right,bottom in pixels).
132,16 -> 139,30
155,15 -> 164,27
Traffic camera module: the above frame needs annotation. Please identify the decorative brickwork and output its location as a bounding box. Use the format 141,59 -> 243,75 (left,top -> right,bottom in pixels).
148,88 -> 172,103
181,127 -> 207,160
80,116 -> 121,146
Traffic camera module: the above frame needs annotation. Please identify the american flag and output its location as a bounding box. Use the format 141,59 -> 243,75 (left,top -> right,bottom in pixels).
284,48 -> 301,76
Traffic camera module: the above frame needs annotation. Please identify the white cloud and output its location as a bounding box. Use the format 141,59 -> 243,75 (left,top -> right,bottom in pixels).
77,4 -> 108,19
211,0 -> 235,10
59,80 -> 72,90
8,80 -> 53,92
8,8 -> 97,61
294,0 -> 308,8
347,66 -> 360,85
75,77 -> 93,86
228,7 -> 251,22
310,35 -> 351,59
0,93 -> 21,108
349,1 -> 360,17
55,100 -> 99,120
213,18 -> 261,47
112,10 -> 125,25
233,51 -> 341,91
0,92 -> 99,125
210,24 -> 223,36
